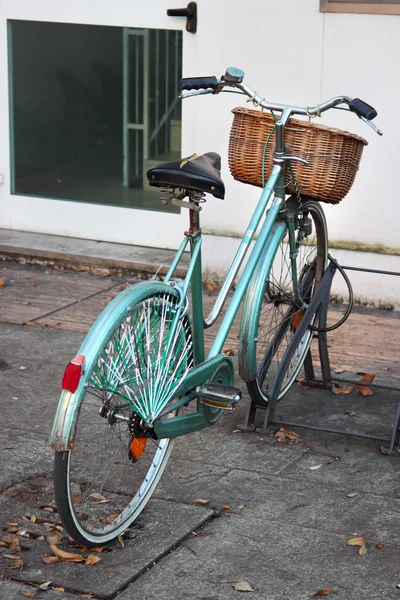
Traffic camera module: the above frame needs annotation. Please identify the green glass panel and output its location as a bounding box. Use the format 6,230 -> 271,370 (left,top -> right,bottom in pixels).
8,20 -> 182,213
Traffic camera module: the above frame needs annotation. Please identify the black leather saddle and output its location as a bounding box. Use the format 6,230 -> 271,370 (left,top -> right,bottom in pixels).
147,152 -> 225,199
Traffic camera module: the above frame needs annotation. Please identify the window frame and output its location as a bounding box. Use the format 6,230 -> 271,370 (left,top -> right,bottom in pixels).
320,0 -> 400,14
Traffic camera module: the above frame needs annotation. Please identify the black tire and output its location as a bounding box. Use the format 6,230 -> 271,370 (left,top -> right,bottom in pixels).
247,199 -> 327,407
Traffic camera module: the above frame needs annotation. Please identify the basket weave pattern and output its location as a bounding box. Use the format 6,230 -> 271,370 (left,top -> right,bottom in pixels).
228,107 -> 367,204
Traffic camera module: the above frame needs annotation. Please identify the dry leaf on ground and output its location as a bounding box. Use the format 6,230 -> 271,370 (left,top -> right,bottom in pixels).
52,587 -> 65,593
311,589 -> 332,597
38,582 -> 52,591
8,556 -> 24,569
23,592 -> 38,598
42,556 -> 60,565
194,499 -> 209,505
346,410 -> 356,417
205,282 -> 221,294
232,581 -> 255,592
309,464 -> 323,470
84,554 -> 101,566
50,544 -> 84,562
346,491 -> 358,498
332,384 -> 353,395
356,373 -> 375,397
46,527 -> 63,545
347,536 -> 367,555
0,278 -> 5,287
376,541 -> 383,549
222,505 -> 231,510
275,427 -> 300,443
89,493 -> 109,504
222,348 -> 235,356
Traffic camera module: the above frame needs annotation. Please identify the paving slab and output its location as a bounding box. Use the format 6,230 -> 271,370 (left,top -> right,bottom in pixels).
0,579 -> 78,600
0,262 -> 125,326
0,478 -> 214,599
125,516 -> 400,600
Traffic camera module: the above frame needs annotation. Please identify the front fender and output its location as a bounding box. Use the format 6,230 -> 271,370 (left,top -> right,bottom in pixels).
49,281 -> 181,451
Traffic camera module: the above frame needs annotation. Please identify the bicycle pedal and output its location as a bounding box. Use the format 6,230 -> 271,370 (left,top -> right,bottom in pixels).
196,384 -> 241,411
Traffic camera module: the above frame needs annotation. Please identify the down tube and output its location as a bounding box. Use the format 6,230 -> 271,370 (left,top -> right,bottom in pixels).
209,198 -> 284,358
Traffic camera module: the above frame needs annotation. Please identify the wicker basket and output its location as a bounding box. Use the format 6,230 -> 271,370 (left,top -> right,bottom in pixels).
228,107 -> 367,204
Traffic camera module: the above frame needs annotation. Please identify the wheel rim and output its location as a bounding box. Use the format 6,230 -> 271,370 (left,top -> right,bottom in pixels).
255,201 -> 327,402
65,291 -> 193,542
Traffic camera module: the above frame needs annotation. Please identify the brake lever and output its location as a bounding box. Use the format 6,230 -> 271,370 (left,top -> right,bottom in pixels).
361,116 -> 383,136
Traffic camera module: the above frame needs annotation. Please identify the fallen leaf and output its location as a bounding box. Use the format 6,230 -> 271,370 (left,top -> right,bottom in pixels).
6,526 -> 21,533
222,505 -> 231,510
38,581 -> 52,590
79,595 -> 93,599
311,590 -> 332,597
237,504 -> 245,510
50,544 -> 84,562
232,581 -> 255,592
332,384 -> 353,395
40,505 -> 56,512
25,321 -> 37,327
205,282 -> 221,294
346,491 -> 358,498
22,301 -> 31,305
194,499 -> 209,505
8,556 -> 24,569
275,427 -> 300,443
346,410 -> 356,417
375,541 -> 383,549
29,280 -> 36,287
52,587 -> 65,592
89,493 -> 109,504
359,373 -> 376,383
7,535 -> 20,554
22,592 -> 38,598
222,348 -> 235,356
232,429 -> 241,433
118,533 -> 125,549
332,366 -> 345,374
84,554 -> 101,566
3,445 -> 14,449
356,385 -> 374,397
309,464 -> 323,470
46,527 -> 63,546
0,278 -> 5,287
347,536 -> 367,555
0,541 -> 7,547
72,494 -> 83,502
30,515 -> 37,523
4,522 -> 19,527
42,556 -> 60,565
91,268 -> 110,277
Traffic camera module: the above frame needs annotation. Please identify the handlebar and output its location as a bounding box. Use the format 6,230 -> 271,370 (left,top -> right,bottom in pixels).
179,68 -> 382,136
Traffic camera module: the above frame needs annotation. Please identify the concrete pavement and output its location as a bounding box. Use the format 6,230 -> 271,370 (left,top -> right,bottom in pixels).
0,259 -> 399,599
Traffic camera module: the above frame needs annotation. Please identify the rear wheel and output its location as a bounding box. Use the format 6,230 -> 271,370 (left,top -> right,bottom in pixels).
54,288 -> 193,546
246,199 -> 327,406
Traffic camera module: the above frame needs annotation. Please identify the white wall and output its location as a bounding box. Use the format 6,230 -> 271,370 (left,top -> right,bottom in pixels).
181,0 -> 400,250
0,1 -> 398,279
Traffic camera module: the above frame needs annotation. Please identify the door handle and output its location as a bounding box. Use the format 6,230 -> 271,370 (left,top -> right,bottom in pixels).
167,2 -> 197,33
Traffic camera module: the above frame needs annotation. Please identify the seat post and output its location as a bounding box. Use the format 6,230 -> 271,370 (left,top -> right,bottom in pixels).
186,203 -> 201,238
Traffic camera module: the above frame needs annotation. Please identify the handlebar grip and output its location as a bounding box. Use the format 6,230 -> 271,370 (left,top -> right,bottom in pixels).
179,76 -> 219,91
349,98 -> 377,121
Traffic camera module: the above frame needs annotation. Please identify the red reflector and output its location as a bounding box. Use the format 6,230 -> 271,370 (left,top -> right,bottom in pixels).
62,354 -> 85,393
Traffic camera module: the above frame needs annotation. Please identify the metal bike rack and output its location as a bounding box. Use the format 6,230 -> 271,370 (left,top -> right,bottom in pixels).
238,258 -> 400,455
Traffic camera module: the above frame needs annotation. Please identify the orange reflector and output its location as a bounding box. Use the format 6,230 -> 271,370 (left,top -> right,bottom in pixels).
292,310 -> 304,330
129,438 -> 147,462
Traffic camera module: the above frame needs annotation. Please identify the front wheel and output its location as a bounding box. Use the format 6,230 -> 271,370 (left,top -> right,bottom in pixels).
54,285 -> 193,546
241,199 -> 327,407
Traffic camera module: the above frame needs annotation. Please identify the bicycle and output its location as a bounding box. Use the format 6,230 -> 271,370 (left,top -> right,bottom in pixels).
49,67 -> 381,546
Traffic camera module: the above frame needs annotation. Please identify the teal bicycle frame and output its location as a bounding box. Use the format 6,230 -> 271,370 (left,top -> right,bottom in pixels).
153,163 -> 293,439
